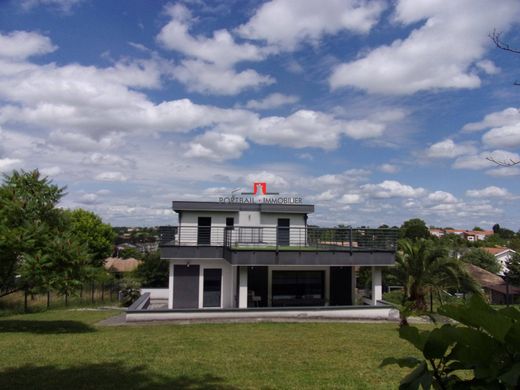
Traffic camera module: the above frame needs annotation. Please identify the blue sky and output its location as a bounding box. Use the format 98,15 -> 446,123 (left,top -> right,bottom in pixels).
1,0 -> 520,229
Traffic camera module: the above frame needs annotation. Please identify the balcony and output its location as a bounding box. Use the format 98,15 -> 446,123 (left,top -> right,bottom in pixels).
159,226 -> 398,266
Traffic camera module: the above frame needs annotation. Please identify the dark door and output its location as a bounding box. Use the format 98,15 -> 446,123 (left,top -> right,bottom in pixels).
248,266 -> 268,307
173,265 -> 200,308
277,218 -> 290,246
197,217 -> 211,245
330,267 -> 352,305
203,268 -> 222,307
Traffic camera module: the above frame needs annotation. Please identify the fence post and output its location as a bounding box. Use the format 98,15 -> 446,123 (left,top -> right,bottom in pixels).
65,292 -> 68,306
91,281 -> 95,304
101,283 -> 105,302
24,288 -> 28,312
47,291 -> 50,309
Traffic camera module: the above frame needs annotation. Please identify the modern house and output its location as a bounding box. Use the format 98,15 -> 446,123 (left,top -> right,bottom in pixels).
482,247 -> 517,275
125,199 -> 399,321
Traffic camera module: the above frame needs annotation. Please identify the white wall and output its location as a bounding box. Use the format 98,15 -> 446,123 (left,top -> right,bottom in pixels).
169,259 -> 235,309
178,211 -> 238,246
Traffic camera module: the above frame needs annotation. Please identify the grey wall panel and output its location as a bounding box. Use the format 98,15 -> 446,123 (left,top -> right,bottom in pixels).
173,265 -> 200,309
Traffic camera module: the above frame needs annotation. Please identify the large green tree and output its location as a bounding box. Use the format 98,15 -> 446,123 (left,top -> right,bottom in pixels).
0,170 -> 89,295
134,251 -> 168,287
64,208 -> 115,267
461,248 -> 501,274
393,239 -> 480,311
400,218 -> 430,240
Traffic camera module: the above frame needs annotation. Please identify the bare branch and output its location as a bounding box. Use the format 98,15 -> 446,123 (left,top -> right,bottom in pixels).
486,156 -> 520,167
490,29 -> 520,54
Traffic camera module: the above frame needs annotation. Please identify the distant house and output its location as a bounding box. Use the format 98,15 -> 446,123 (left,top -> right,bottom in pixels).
429,228 -> 493,242
482,247 -> 517,274
466,263 -> 520,304
104,257 -> 142,277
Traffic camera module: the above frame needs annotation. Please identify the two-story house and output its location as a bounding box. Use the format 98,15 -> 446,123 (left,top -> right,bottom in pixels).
151,200 -> 398,313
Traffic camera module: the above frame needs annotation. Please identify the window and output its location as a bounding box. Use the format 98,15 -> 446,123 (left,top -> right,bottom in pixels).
203,268 -> 222,307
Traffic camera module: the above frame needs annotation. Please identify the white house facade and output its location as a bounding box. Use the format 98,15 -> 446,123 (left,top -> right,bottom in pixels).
150,201 -> 398,312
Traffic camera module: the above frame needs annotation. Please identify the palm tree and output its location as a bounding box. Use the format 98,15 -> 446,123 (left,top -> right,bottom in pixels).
393,239 -> 480,312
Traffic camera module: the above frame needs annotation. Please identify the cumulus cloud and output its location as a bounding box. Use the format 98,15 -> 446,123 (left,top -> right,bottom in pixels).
245,93 -> 299,110
20,0 -> 83,13
340,193 -> 362,204
94,171 -> 128,182
482,123 -> 520,149
462,107 -> 520,132
157,3 -> 274,95
185,132 -> 249,161
378,163 -> 399,173
425,139 -> 477,159
453,150 -> 520,170
0,31 -> 56,60
466,186 -> 511,198
329,0 -> 520,94
237,0 -> 385,50
0,157 -> 22,172
426,191 -> 458,204
40,166 -> 62,176
361,180 -> 425,198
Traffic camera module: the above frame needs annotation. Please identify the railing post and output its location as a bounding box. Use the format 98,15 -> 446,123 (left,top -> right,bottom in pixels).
349,227 -> 353,255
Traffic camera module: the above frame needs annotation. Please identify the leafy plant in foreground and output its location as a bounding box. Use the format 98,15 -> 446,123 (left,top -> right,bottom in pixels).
381,295 -> 520,389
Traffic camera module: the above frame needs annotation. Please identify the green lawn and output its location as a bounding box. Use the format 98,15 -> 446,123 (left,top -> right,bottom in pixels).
0,309 -> 421,389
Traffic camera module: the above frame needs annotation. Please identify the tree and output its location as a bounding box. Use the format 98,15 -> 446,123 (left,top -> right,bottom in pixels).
0,170 -> 88,296
134,251 -> 168,287
461,248 -> 501,274
65,209 -> 116,267
392,239 -> 480,311
0,170 -> 64,293
505,253 -> 520,287
400,218 -> 430,240
119,247 -> 144,260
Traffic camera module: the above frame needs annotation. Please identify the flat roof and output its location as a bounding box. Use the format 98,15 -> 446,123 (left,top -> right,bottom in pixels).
172,201 -> 314,214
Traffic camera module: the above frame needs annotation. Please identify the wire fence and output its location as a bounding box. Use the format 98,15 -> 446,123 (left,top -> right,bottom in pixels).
0,281 -> 123,314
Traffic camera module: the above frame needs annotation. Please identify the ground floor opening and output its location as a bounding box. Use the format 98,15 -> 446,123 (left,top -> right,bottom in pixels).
166,260 -> 385,310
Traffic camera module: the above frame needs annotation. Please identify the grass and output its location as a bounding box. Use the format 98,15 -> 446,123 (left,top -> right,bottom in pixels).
0,309 -> 423,389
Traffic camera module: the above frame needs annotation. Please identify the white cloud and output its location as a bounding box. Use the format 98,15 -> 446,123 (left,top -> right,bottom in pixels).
378,163 -> 399,173
245,93 -> 299,110
0,158 -> 22,172
40,166 -> 62,176
453,150 -> 520,170
361,180 -> 425,198
0,31 -> 56,60
486,167 -> 520,177
329,0 -> 520,94
466,186 -> 511,198
172,59 -> 274,95
244,171 -> 288,188
425,139 -> 476,159
78,193 -> 101,205
482,123 -> 520,149
340,193 -> 362,204
427,191 -> 458,204
94,171 -> 128,182
237,0 -> 386,50
476,59 -> 500,75
312,190 -> 336,201
463,107 -> 520,132
185,132 -> 249,161
20,0 -> 83,13
157,3 -> 274,95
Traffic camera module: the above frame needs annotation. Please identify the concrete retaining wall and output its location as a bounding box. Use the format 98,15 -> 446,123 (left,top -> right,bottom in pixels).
140,288 -> 169,299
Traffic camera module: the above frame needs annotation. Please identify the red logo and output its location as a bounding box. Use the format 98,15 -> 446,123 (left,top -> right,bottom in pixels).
253,182 -> 267,195
242,182 -> 279,196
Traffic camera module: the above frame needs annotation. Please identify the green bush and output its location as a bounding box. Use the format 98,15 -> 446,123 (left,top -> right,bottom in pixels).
382,295 -> 520,389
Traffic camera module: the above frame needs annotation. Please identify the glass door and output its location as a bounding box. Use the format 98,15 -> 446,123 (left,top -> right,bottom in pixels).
203,268 -> 222,307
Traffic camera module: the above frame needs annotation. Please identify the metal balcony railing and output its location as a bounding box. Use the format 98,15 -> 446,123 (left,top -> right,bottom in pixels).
158,226 -> 398,252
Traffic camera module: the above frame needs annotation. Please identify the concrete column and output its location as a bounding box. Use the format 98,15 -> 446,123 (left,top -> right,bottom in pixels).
350,267 -> 357,305
371,266 -> 382,306
238,266 -> 248,309
168,262 -> 174,309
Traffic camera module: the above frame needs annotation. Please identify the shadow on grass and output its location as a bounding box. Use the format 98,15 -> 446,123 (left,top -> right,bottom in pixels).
0,362 -> 237,390
0,320 -> 96,334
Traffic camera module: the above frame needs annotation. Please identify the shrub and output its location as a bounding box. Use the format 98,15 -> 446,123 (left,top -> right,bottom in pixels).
381,295 -> 520,389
